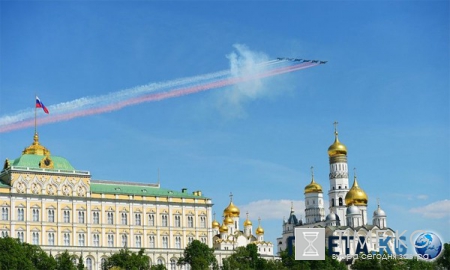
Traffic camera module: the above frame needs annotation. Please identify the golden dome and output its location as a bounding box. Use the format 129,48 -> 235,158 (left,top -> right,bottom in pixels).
328,123 -> 347,157
244,212 -> 252,226
328,133 -> 347,157
219,223 -> 228,233
256,217 -> 264,235
345,176 -> 368,206
22,133 -> 51,156
212,219 -> 220,228
224,215 -> 233,225
304,168 -> 322,194
224,200 -> 240,218
256,225 -> 264,235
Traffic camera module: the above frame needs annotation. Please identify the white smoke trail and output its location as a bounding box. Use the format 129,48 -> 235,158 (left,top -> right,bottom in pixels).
0,57 -> 281,127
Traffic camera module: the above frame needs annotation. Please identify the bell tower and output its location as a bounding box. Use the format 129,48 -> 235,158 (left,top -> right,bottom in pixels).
327,122 -> 349,225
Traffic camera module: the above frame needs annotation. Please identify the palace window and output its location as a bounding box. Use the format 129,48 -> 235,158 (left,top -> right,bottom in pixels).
1,231 -> 8,238
187,216 -> 194,228
122,234 -> 128,247
170,259 -> 176,270
188,237 -> 194,244
135,214 -> 141,226
1,207 -> 8,221
148,214 -> 155,226
63,210 -> 70,223
174,215 -> 181,227
86,258 -> 93,270
121,213 -> 128,225
78,211 -> 85,224
17,208 -> 24,221
200,216 -> 206,228
32,232 -> 39,245
107,212 -> 114,225
93,234 -> 99,247
32,209 -> 39,222
107,235 -> 114,247
175,236 -> 181,248
162,236 -> 168,248
63,233 -> 70,246
161,215 -> 168,227
135,235 -> 141,248
78,233 -> 85,246
48,209 -> 55,222
93,212 -> 99,224
201,237 -> 207,244
48,232 -> 55,245
149,235 -> 155,248
17,231 -> 24,242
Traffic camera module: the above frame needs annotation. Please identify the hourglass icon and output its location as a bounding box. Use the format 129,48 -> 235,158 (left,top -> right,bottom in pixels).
302,231 -> 319,256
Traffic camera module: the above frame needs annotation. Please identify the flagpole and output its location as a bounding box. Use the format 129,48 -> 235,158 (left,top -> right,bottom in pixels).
34,95 -> 37,135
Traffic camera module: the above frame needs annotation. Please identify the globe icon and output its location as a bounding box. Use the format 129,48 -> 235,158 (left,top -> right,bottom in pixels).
414,232 -> 443,260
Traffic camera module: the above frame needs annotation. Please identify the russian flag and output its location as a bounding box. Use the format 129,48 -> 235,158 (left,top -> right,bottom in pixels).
36,96 -> 49,114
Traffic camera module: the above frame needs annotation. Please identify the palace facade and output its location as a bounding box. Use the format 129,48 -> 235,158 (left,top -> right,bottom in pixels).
0,132 -> 213,270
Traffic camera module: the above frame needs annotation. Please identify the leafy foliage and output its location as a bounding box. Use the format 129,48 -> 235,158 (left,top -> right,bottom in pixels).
102,248 -> 150,270
0,237 -> 57,270
55,250 -> 77,270
177,240 -> 217,270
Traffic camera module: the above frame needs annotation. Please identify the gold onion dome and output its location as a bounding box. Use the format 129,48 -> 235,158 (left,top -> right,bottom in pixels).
224,197 -> 240,218
219,223 -> 228,233
244,212 -> 252,226
304,167 -> 322,194
328,123 -> 347,157
345,176 -> 368,206
256,218 -> 264,235
212,219 -> 220,228
256,225 -> 264,235
224,216 -> 233,225
22,132 -> 51,156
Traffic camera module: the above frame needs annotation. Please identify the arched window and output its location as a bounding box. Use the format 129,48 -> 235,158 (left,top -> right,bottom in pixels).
332,199 -> 335,207
339,198 -> 343,206
157,258 -> 164,265
170,259 -> 176,270
101,258 -> 107,269
86,258 -> 92,270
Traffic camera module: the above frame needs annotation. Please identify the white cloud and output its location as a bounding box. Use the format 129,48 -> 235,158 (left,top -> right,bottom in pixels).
239,199 -> 305,221
409,199 -> 450,219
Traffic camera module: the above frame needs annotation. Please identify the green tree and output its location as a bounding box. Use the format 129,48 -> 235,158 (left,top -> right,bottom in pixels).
77,253 -> 85,270
102,248 -> 150,270
22,242 -> 56,270
177,240 -> 217,270
222,244 -> 269,270
0,237 -> 57,270
278,247 -> 346,270
436,243 -> 450,270
55,250 -> 77,270
150,264 -> 167,270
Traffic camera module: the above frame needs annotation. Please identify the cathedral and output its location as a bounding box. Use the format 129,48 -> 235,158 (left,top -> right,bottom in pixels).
211,195 -> 273,256
277,124 -> 395,257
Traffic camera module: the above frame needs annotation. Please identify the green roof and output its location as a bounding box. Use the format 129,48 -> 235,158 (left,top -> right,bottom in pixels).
10,154 -> 75,171
90,180 -> 208,199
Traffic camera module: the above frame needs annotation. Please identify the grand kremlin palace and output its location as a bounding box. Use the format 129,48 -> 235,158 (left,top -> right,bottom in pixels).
0,132 -> 272,269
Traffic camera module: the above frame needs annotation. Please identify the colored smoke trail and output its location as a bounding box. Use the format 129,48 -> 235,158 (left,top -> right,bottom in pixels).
0,60 -> 320,133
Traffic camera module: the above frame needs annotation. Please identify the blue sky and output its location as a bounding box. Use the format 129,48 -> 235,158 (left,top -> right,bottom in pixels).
1,0 -> 449,248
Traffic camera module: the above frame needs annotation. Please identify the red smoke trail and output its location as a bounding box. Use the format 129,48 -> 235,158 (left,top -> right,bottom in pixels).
0,62 -> 318,133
